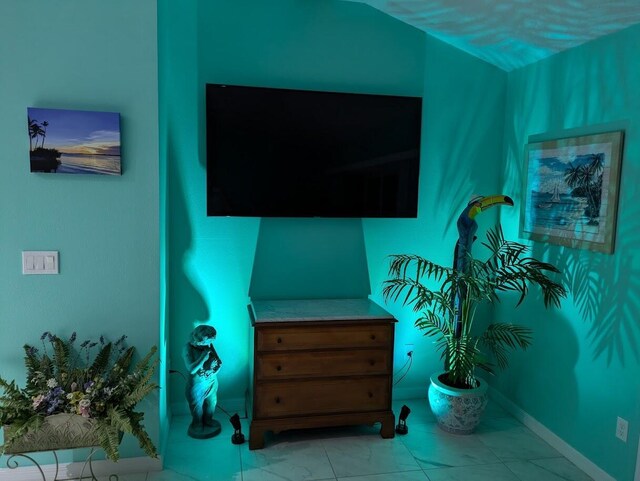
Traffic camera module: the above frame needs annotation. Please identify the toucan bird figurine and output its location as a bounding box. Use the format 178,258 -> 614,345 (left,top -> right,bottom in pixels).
452,194 -> 514,337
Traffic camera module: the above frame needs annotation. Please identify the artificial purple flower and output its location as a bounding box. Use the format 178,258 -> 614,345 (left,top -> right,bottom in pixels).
46,398 -> 62,415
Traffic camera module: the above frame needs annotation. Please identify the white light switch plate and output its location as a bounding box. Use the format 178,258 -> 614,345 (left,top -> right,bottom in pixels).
22,251 -> 59,275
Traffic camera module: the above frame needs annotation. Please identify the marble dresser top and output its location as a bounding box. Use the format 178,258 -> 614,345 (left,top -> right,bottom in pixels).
250,298 -> 395,324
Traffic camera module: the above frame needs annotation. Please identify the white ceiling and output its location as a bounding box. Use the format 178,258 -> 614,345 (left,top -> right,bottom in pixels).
343,0 -> 640,71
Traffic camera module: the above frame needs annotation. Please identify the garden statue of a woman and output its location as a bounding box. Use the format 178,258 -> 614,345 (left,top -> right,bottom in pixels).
183,325 -> 222,439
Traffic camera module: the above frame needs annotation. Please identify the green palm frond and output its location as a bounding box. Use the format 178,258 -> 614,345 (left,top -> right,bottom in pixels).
387,254 -> 452,283
444,336 -> 480,387
382,277 -> 439,312
478,226 -> 566,307
414,310 -> 451,338
382,222 -> 566,388
479,323 -> 533,369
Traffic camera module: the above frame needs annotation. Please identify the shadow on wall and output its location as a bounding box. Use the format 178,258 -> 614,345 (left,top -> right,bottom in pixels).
504,304 -> 579,412
500,49 -> 640,366
532,170 -> 640,365
421,41 -> 508,237
167,140 -> 211,408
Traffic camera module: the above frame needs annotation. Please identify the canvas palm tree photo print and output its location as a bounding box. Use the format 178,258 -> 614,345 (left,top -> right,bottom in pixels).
27,107 -> 121,175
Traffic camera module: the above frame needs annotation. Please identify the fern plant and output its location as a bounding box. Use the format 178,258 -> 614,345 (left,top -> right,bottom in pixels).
0,333 -> 158,461
383,225 -> 566,389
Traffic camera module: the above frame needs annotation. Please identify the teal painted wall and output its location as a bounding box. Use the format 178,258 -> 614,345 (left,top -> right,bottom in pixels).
0,0 -> 160,462
364,34 -> 508,397
160,0 -> 508,415
249,218 -> 371,301
8,0 -> 631,476
494,24 -> 640,481
160,0 -> 427,411
158,0 -> 195,457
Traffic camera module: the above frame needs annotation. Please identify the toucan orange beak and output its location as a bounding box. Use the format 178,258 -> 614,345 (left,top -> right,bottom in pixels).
468,194 -> 513,219
478,194 -> 513,210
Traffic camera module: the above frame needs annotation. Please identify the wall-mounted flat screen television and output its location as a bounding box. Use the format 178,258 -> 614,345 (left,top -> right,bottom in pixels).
206,84 -> 422,217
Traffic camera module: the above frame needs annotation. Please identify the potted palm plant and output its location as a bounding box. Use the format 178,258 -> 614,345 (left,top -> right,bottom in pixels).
383,195 -> 566,434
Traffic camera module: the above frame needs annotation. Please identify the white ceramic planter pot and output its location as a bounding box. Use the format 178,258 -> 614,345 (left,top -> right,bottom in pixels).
428,371 -> 488,434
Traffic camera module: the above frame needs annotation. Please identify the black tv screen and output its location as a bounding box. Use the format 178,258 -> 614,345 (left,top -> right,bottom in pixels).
206,84 -> 422,217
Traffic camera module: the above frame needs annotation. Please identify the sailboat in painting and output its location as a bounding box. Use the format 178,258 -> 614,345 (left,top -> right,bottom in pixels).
538,183 -> 561,209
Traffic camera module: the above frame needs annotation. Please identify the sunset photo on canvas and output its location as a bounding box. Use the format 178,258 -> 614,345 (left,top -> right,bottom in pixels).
27,107 -> 121,175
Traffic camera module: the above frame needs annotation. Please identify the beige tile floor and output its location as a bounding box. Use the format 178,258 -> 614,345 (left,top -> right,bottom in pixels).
1,399 -> 593,481
142,399 -> 594,481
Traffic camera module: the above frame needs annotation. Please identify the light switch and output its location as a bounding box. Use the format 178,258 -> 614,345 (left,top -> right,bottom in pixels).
22,251 -> 59,275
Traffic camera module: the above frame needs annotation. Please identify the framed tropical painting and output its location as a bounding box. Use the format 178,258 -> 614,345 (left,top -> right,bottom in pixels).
519,131 -> 624,254
27,107 -> 121,175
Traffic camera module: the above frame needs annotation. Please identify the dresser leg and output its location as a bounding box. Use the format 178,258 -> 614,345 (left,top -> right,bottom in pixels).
249,424 -> 265,450
380,412 -> 396,439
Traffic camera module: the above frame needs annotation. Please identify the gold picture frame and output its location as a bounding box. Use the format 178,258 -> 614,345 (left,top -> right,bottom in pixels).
520,131 -> 624,254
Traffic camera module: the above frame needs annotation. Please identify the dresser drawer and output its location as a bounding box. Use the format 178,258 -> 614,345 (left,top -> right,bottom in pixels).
256,349 -> 390,380
256,323 -> 392,351
255,377 -> 390,418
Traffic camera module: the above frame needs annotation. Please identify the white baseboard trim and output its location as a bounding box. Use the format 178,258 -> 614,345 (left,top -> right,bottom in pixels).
0,455 -> 162,481
490,389 -> 615,481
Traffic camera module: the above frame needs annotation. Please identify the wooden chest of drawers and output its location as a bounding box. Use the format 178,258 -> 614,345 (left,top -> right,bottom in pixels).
248,299 -> 396,450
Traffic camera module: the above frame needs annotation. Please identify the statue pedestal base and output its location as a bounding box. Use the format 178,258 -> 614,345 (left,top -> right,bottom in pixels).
187,420 -> 221,439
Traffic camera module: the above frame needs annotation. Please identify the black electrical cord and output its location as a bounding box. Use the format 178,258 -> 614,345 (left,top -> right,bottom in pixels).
393,351 -> 413,386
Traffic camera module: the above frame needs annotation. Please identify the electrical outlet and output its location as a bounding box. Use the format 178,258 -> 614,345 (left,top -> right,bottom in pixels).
616,416 -> 628,442
405,344 -> 414,357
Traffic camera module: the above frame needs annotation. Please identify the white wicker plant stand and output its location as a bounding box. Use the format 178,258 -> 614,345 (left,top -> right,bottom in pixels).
3,414 -> 119,481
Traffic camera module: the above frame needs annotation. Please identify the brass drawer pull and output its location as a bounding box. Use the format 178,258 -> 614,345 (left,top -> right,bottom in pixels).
277,337 -> 283,344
